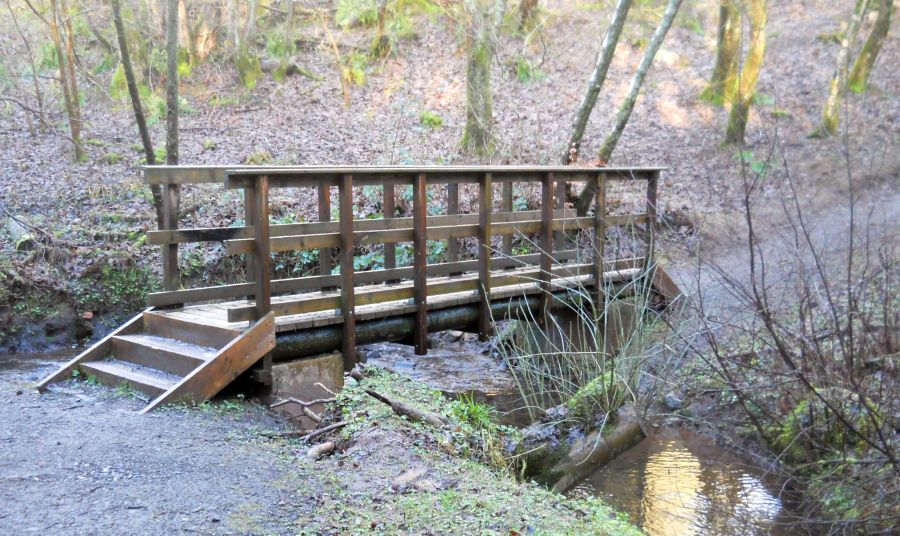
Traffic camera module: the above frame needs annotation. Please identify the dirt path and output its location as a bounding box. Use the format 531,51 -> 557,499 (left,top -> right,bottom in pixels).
0,357 -> 306,535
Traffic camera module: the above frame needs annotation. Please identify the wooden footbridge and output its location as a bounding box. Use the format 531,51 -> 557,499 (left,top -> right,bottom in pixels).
38,165 -> 674,412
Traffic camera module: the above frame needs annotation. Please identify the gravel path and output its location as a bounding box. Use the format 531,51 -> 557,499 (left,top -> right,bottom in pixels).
0,356 -> 308,535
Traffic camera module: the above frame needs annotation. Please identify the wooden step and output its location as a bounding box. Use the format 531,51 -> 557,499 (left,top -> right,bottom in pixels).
80,360 -> 180,398
143,310 -> 240,349
112,334 -> 215,377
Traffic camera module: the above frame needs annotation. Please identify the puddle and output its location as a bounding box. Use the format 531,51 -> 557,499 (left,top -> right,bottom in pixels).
572,429 -> 793,536
0,349 -> 72,373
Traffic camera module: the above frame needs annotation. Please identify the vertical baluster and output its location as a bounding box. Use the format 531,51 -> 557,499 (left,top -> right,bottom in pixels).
501,181 -> 513,258
447,182 -> 459,264
243,186 -> 257,296
162,184 -> 179,292
318,182 -> 332,277
641,170 -> 659,298
383,182 -> 396,271
554,179 -> 566,251
412,173 -> 428,355
339,174 -> 356,371
477,173 -> 492,341
539,173 -> 554,326
593,172 -> 607,309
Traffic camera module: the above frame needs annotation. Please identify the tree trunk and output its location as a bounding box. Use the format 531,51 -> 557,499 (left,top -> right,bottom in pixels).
166,0 -> 179,166
461,0 -> 499,155
574,0 -> 682,215
40,0 -> 83,161
849,0 -> 893,93
165,0 -> 181,223
519,0 -> 538,29
561,0 -> 632,165
819,0 -> 866,137
725,0 -> 767,145
112,0 -> 163,227
702,0 -> 741,106
60,0 -> 83,161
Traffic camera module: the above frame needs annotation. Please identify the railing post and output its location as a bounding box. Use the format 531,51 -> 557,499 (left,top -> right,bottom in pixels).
161,184 -> 180,292
539,172 -> 554,326
447,182 -> 459,264
253,175 -> 271,320
501,181 -> 513,258
339,174 -> 357,371
383,183 -> 396,271
477,173 -> 492,341
318,182 -> 333,277
412,173 -> 428,355
593,172 -> 607,309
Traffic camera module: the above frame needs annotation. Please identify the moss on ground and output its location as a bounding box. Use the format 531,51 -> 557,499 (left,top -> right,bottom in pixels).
277,368 -> 642,535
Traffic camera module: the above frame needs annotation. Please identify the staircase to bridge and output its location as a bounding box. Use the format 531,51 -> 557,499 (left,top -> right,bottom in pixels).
38,165 -> 676,411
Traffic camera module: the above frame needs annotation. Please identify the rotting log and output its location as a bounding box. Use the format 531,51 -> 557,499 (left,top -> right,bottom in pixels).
270,289 -> 630,361
7,218 -> 35,251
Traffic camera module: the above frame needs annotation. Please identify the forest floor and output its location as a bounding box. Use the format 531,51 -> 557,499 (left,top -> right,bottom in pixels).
0,354 -> 640,535
1,0 -> 898,351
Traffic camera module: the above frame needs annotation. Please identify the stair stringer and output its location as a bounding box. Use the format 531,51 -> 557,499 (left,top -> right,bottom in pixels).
140,312 -> 275,413
35,308 -> 151,392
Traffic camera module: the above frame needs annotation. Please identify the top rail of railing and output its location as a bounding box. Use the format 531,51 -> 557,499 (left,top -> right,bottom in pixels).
142,165 -> 667,185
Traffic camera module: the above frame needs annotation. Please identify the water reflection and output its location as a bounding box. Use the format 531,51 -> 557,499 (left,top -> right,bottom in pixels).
574,429 -> 788,536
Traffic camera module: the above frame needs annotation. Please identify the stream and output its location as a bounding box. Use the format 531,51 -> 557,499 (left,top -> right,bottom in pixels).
572,428 -> 792,536
364,341 -> 796,536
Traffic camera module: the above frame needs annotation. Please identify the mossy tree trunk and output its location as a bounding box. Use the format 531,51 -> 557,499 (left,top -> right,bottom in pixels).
574,0 -> 682,216
819,0 -> 866,137
849,0 -> 893,93
562,0 -> 632,165
462,0 -> 503,156
112,0 -> 163,226
725,0 -> 767,145
702,0 -> 741,106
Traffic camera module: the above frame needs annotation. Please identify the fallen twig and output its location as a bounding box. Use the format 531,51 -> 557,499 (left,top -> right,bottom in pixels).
365,390 -> 448,428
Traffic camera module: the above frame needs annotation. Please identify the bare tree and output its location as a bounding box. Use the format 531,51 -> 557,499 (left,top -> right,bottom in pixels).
725,0 -> 767,145
701,0 -> 741,106
26,0 -> 84,161
849,0 -> 894,93
561,0 -> 631,164
570,0 -> 681,216
112,0 -> 163,226
5,0 -> 48,132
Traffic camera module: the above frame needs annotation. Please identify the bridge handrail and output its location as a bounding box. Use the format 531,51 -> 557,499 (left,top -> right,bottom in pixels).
142,165 -> 660,367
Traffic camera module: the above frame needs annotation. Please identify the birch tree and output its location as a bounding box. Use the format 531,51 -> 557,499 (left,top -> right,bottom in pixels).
561,0 -> 631,164
725,0 -> 767,145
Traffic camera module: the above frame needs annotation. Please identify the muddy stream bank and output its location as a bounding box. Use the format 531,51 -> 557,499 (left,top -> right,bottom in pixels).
364,340 -> 795,536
